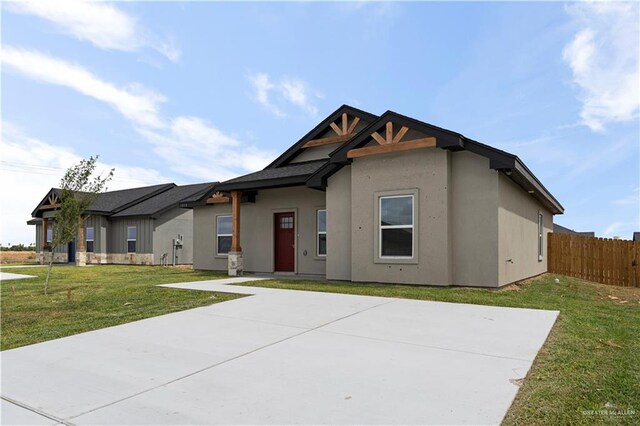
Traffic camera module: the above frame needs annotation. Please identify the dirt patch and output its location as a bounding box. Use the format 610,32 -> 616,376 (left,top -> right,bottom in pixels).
0,251 -> 36,264
596,285 -> 640,304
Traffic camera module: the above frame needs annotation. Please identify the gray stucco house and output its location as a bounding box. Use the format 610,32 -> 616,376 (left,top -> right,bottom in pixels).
29,182 -> 214,265
184,105 -> 564,287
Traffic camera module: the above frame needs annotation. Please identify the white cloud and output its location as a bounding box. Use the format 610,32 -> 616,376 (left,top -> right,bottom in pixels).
248,72 -> 322,119
563,2 -> 640,131
280,78 -> 320,118
602,221 -> 630,239
1,46 -> 166,129
0,123 -> 171,245
613,187 -> 640,206
2,47 -> 278,181
2,46 -> 276,184
248,73 -> 287,118
5,0 -> 180,62
138,116 -> 275,182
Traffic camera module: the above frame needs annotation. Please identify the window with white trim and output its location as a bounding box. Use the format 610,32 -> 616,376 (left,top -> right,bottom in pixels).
317,209 -> 327,256
538,212 -> 543,261
86,227 -> 94,253
217,215 -> 232,255
127,226 -> 137,253
379,195 -> 414,258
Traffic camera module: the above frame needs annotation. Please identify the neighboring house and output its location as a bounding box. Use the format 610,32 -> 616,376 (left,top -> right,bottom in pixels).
29,183 -> 214,265
633,232 -> 640,242
184,105 -> 564,287
553,223 -> 595,237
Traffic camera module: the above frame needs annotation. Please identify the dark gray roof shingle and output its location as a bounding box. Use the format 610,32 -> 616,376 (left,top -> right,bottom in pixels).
215,160 -> 327,190
111,183 -> 215,218
87,183 -> 174,213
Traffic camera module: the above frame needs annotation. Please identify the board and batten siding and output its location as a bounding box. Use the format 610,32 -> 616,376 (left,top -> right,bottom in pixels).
34,223 -> 68,254
107,217 -> 154,253
83,215 -> 108,253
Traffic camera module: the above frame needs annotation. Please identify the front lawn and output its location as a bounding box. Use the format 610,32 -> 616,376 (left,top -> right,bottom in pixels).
0,265 -> 241,350
239,275 -> 640,425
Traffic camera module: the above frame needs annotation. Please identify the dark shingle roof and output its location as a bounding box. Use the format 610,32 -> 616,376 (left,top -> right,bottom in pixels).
215,160 -> 327,191
87,183 -> 175,213
111,183 -> 216,218
553,224 -> 594,237
179,182 -> 219,205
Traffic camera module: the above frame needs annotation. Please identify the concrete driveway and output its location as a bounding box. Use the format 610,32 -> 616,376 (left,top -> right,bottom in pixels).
0,272 -> 36,281
1,279 -> 558,425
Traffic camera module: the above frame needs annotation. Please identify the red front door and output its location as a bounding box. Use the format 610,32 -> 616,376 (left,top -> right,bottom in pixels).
274,212 -> 295,272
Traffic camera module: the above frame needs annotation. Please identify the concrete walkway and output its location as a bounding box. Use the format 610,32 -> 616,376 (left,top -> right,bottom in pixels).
0,272 -> 36,280
0,265 -> 46,269
1,278 -> 558,425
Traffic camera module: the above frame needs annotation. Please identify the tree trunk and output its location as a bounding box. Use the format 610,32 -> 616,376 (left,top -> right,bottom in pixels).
44,245 -> 55,295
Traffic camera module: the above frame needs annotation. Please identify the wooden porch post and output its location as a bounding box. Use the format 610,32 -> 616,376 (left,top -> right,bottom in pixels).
41,218 -> 48,250
41,218 -> 49,264
77,217 -> 85,251
231,191 -> 242,253
76,216 -> 87,266
228,190 -> 243,276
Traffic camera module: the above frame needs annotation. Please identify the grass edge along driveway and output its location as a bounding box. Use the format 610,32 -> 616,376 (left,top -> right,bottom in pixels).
0,265 -> 243,351
238,274 -> 640,426
2,267 -> 638,425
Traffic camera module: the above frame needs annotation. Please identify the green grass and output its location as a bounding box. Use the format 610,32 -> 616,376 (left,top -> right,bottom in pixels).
239,275 -> 640,425
0,265 -> 242,350
1,267 -> 637,424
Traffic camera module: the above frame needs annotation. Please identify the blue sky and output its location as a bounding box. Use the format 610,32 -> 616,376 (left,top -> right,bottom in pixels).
1,1 -> 638,245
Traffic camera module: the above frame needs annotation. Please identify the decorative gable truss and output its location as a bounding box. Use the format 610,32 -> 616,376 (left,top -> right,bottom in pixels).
40,191 -> 61,210
302,113 -> 362,148
347,121 -> 436,159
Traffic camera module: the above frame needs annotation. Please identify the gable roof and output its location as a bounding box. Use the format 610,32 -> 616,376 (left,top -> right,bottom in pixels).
111,183 -> 216,218
265,104 -> 378,169
310,109 -> 564,214
189,105 -> 563,215
30,182 -> 215,220
85,183 -> 175,215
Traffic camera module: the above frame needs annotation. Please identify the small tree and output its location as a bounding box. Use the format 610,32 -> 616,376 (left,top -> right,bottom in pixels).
44,156 -> 113,294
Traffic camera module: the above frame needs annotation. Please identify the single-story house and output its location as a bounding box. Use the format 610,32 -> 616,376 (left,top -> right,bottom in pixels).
184,105 -> 564,287
29,182 -> 214,265
553,224 -> 595,237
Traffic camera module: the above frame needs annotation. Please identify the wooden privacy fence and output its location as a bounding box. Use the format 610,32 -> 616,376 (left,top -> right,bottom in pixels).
548,233 -> 640,287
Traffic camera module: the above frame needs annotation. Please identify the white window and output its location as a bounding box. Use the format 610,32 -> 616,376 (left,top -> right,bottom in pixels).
127,226 -> 137,253
86,227 -> 94,253
379,195 -> 414,258
217,215 -> 232,255
46,228 -> 53,243
317,209 -> 327,256
538,212 -> 543,261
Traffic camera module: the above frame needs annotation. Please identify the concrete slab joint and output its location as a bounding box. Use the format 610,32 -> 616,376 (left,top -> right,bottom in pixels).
228,251 -> 243,276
